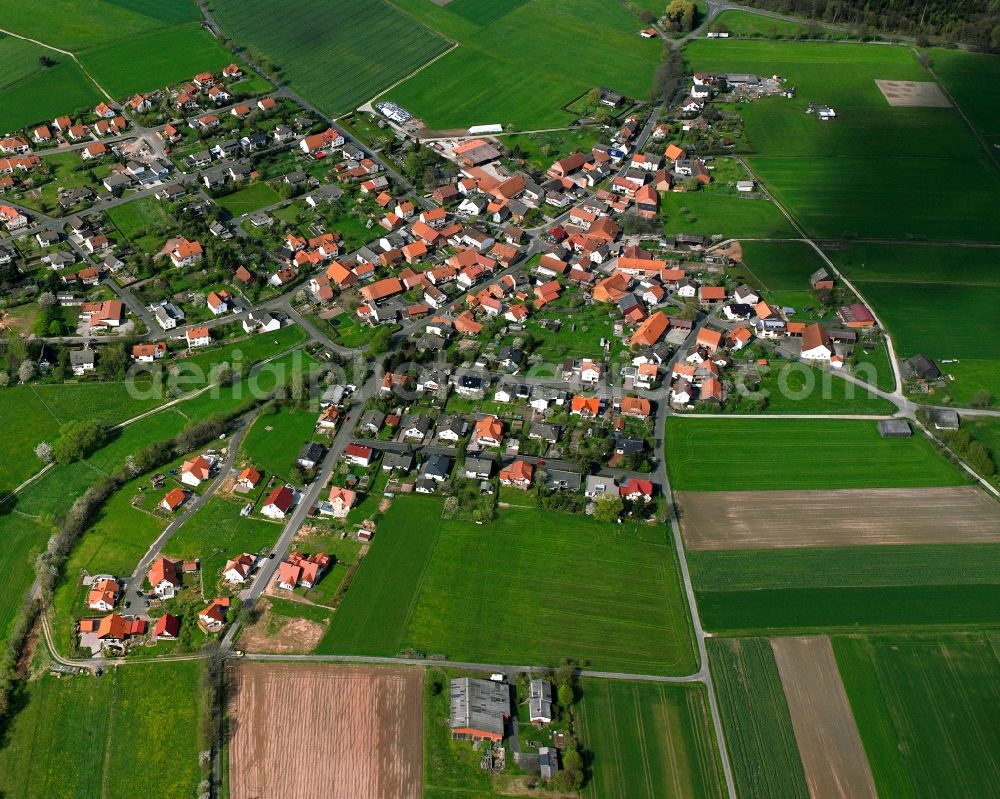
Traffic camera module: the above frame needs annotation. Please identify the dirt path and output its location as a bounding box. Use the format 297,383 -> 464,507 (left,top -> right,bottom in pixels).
678,486 -> 1000,549
771,637 -> 877,799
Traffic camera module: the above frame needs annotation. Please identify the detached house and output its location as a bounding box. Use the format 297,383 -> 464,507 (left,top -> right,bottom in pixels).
148,557 -> 181,598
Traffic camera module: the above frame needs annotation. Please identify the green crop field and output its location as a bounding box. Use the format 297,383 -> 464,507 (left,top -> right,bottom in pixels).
665,418 -> 965,491
209,0 -> 451,117
215,181 -> 282,217
711,9 -> 847,39
734,240 -> 829,310
928,48 -> 1000,147
0,59 -> 104,132
578,679 -> 724,799
385,0 -> 662,130
692,544 -> 1000,634
0,661 -> 201,799
708,638 -> 807,799
0,0 -> 200,51
166,496 -> 282,582
836,634 -> 1000,797
240,407 -> 319,483
683,40 -> 1000,241
830,242 -> 1000,404
318,498 -> 698,674
79,22 -> 237,99
0,34 -> 52,92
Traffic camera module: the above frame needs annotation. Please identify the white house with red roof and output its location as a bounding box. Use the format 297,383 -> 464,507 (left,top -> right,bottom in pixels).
261,484 -> 295,519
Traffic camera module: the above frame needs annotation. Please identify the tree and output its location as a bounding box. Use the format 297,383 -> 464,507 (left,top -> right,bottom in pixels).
663,0 -> 696,32
369,325 -> 392,355
34,442 -> 54,463
557,682 -> 574,709
0,371 -> 9,387
972,389 -> 994,409
18,360 -> 35,383
38,292 -> 56,308
52,418 -> 110,464
591,494 -> 623,523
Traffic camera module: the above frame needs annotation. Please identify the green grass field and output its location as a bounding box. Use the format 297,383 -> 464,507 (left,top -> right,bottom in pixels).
836,634 -> 1000,797
166,496 -> 282,583
317,498 -> 698,674
707,638 -> 807,799
734,239 -> 829,310
385,0 -> 662,130
683,40 -> 1000,241
830,242 -> 1000,404
240,407 -> 319,483
209,0 -> 451,117
0,34 -> 52,92
711,9 -> 847,39
928,48 -> 1000,148
215,181 -> 282,217
665,418 -> 965,491
79,21 -> 237,99
0,513 -> 48,643
734,362 -> 897,415
662,192 -> 796,239
691,544 -> 1000,633
0,59 -> 104,132
578,679 -> 724,799
0,661 -> 201,799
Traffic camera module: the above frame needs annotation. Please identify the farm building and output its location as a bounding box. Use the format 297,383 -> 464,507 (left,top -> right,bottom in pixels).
930,409 -> 960,430
529,679 -> 553,725
450,678 -> 510,743
877,419 -> 911,438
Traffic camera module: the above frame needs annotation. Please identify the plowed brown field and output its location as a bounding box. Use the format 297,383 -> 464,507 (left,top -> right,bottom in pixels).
677,486 -> 1000,549
229,663 -> 422,799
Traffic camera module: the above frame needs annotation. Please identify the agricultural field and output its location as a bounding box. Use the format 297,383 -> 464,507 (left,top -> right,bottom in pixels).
0,59 -> 103,134
385,0 -> 662,130
683,40 -> 1000,241
209,0 -> 451,117
771,636 -> 877,798
707,638 -> 807,799
829,242 -> 1000,405
318,498 -> 698,674
78,22 -> 237,99
664,418 -> 966,492
662,191 -> 796,239
0,662 -> 201,799
166,496 -> 282,585
214,182 -> 282,217
577,679 -> 725,799
836,634 -> 1000,797
729,361 -> 897,415
677,487 -> 1000,549
710,9 -> 848,39
0,513 -> 48,643
228,662 -> 422,799
734,240 -> 830,310
239,407 -> 320,483
927,48 -> 1000,148
689,543 -> 1000,634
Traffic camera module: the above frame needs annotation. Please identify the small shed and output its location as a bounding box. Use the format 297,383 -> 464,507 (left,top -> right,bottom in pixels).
877,419 -> 911,438
930,409 -> 960,430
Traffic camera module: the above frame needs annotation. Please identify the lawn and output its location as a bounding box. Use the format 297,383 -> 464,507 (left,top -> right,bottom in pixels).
78,22 -> 236,99
835,634 -> 1000,798
726,361 -> 896,415
665,418 -> 965,491
318,498 -> 698,674
209,0 -> 451,117
829,242 -> 1000,405
166,496 -> 283,584
577,679 -> 725,799
683,40 -> 1000,241
215,181 -> 282,217
707,638 -> 807,799
385,0 -> 662,130
239,407 -> 319,483
497,127 -> 603,173
0,661 -> 202,799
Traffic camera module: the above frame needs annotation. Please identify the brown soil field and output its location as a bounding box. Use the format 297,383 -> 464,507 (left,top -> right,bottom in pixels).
229,663 -> 423,799
239,598 -> 328,654
677,486 -> 1000,549
771,637 -> 877,799
876,79 -> 951,107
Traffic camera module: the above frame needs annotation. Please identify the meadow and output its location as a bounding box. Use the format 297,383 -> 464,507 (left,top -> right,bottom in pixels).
707,638 -> 807,799
734,239 -> 829,310
0,60 -> 103,133
240,407 -> 319,483
166,496 -> 282,582
0,513 -> 48,644
0,662 -> 201,799
836,634 -> 1000,797
927,48 -> 1000,148
711,9 -> 848,39
662,192 -> 796,239
318,498 -> 698,674
79,22 -> 237,99
578,679 -> 725,799
215,181 -> 281,217
385,0 -> 662,130
829,242 -> 1000,403
683,40 -> 1000,241
729,362 -> 896,415
208,0 -> 451,117
664,418 -> 965,491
